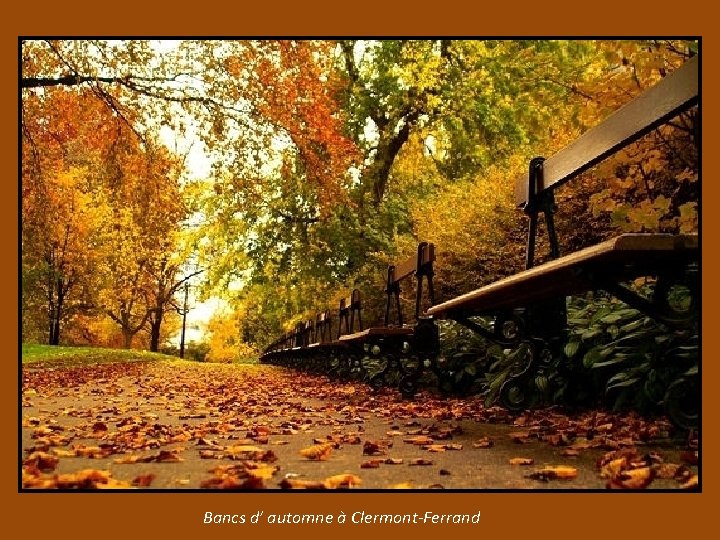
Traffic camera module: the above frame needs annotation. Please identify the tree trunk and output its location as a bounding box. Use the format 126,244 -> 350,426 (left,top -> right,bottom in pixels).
149,315 -> 162,352
123,331 -> 133,349
50,315 -> 61,345
48,278 -> 64,345
48,315 -> 56,345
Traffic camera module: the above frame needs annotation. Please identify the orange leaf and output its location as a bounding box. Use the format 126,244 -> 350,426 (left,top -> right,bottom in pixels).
527,466 -> 579,481
132,474 -> 156,487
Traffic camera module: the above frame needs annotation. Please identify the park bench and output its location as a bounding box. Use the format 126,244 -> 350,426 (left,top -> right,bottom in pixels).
261,55 -> 699,426
261,243 -> 437,394
260,290 -> 362,370
335,242 -> 436,391
426,54 -> 699,418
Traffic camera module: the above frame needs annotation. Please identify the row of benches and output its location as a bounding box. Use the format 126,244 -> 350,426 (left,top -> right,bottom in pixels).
261,242 -> 437,392
261,55 -> 700,427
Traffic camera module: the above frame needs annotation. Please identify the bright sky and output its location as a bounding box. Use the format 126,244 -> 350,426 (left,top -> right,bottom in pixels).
156,94 -> 220,344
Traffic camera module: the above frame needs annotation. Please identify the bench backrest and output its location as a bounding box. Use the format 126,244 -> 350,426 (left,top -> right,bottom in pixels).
338,289 -> 362,338
315,310 -> 332,344
385,242 -> 436,326
514,55 -> 699,207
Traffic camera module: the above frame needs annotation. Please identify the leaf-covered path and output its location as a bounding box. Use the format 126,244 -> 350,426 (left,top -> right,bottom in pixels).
21,360 -> 698,490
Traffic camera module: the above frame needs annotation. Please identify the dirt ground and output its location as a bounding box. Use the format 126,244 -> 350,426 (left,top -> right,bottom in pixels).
20,360 -> 699,490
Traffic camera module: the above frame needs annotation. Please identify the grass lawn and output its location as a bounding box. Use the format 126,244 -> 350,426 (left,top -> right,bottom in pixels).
21,343 -> 177,366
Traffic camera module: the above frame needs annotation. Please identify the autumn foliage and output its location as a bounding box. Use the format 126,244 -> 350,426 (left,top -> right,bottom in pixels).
22,39 -> 698,367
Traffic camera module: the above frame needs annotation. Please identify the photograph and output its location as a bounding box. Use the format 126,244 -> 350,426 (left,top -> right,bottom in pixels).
20,38 -> 699,494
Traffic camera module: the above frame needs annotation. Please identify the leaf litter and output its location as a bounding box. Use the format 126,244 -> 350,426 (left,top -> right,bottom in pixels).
22,360 -> 699,489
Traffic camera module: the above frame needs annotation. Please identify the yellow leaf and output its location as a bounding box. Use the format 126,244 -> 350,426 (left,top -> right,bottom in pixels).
680,475 -> 699,490
300,443 -> 334,461
52,448 -> 77,458
600,458 -> 627,478
608,467 -> 655,489
323,474 -> 361,489
403,435 -> 434,446
527,466 -> 579,481
245,463 -> 279,480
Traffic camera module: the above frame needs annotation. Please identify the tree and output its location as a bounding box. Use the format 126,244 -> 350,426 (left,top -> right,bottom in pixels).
204,308 -> 256,363
99,139 -> 190,349
22,89 -> 114,344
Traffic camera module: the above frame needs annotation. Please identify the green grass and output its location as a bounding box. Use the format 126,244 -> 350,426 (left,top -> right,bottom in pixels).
21,343 -> 178,366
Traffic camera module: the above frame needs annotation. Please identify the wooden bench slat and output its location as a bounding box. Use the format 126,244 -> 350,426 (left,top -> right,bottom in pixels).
393,254 -> 418,283
515,56 -> 699,206
422,243 -> 436,265
426,233 -> 698,317
338,327 -> 415,342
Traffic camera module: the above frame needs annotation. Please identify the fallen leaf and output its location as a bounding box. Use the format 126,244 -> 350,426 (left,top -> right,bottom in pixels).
200,475 -> 265,490
363,441 -> 385,455
52,448 -> 78,458
600,458 -> 628,479
544,433 -> 570,446
509,458 -> 534,466
607,467 -> 655,489
132,474 -> 156,487
527,466 -> 578,481
73,445 -> 107,458
23,451 -> 59,472
55,469 -> 112,489
245,462 -> 280,481
91,422 -> 108,432
473,437 -> 494,449
95,478 -> 135,489
652,463 -> 689,480
324,474 -> 361,489
403,435 -> 434,446
155,450 -> 183,463
509,431 -> 531,443
279,478 -> 327,490
300,443 -> 334,461
680,474 -> 699,490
